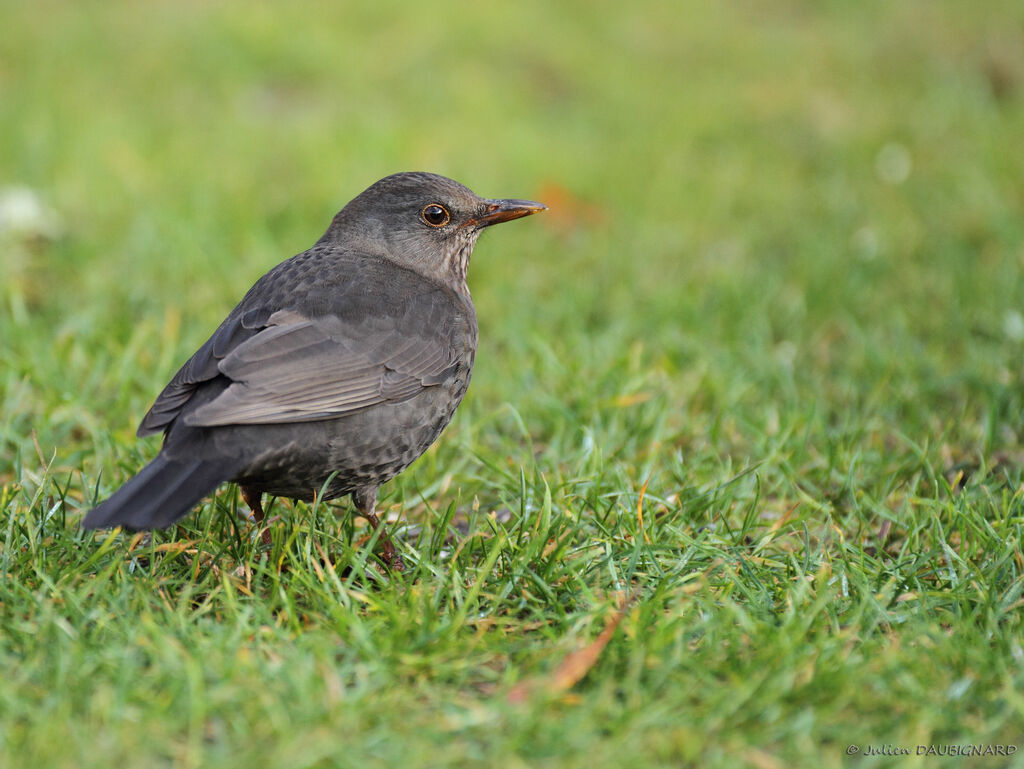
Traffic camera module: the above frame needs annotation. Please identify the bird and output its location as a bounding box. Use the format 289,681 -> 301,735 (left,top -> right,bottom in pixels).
83,172 -> 546,569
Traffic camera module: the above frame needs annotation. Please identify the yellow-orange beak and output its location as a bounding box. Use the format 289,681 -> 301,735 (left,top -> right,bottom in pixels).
470,198 -> 548,228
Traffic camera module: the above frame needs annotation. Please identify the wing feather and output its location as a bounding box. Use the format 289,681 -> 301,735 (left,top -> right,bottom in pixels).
185,311 -> 459,426
136,251 -> 472,434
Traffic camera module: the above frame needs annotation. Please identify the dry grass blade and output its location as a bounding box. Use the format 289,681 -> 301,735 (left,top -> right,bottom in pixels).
637,474 -> 652,544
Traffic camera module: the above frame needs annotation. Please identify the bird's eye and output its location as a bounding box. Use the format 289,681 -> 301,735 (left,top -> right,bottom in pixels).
421,204 -> 450,227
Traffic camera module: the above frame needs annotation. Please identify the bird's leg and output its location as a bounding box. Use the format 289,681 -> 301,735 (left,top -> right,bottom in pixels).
241,485 -> 272,547
352,485 -> 405,572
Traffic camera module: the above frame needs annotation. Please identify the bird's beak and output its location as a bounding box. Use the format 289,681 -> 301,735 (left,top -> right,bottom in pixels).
469,199 -> 548,228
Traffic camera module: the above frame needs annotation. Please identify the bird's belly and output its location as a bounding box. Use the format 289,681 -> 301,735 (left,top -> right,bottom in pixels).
229,379 -> 467,501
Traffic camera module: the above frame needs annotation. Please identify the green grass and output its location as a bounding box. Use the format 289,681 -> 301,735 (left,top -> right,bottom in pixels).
2,1 -> 1024,767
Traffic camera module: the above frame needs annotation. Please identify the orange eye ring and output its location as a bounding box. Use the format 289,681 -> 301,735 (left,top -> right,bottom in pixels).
421,203 -> 450,227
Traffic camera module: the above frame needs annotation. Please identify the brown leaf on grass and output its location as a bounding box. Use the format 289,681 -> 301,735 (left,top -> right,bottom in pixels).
613,392 -> 653,407
767,502 -> 800,535
535,182 -> 606,235
149,542 -> 199,555
744,748 -> 784,769
507,591 -> 637,704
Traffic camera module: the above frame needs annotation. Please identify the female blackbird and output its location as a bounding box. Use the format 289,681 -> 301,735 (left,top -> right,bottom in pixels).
84,172 -> 546,568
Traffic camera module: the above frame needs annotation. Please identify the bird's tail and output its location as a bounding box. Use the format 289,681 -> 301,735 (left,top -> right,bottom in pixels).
83,454 -> 239,531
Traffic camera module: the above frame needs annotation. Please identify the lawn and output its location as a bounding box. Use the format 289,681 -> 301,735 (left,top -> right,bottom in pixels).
2,1 -> 1024,767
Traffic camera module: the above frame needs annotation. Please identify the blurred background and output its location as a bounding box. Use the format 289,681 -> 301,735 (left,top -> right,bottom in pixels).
1,0 -> 1023,497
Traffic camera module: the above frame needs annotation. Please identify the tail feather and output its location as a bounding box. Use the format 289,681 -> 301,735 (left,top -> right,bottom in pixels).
84,454 -> 238,531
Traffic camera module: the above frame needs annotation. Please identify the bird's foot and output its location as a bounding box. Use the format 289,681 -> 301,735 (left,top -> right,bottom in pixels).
351,486 -> 405,572
378,536 -> 406,572
241,485 -> 273,548
363,510 -> 405,572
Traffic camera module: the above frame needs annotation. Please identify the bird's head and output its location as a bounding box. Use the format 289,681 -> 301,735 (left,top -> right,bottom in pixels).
322,172 -> 546,287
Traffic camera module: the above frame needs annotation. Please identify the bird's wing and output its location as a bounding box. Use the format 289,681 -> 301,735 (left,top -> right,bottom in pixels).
182,305 -> 461,426
137,251 -> 471,434
137,307 -> 272,436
